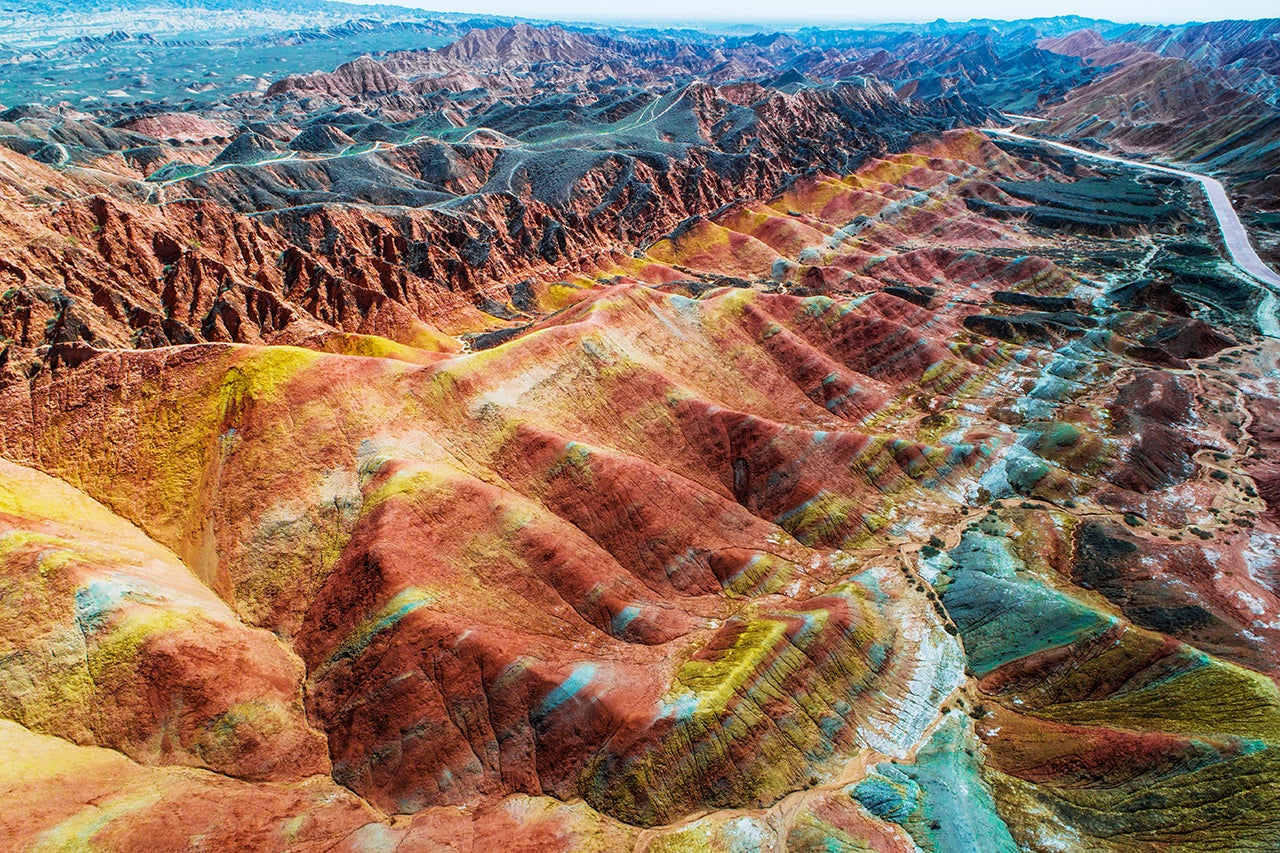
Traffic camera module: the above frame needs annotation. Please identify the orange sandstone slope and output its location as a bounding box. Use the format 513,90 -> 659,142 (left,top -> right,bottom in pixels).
1,129 -> 1279,851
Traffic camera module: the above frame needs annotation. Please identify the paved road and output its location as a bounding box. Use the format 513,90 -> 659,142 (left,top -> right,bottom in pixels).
984,127 -> 1280,338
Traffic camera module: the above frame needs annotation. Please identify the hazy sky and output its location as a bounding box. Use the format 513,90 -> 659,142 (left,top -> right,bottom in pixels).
349,0 -> 1278,25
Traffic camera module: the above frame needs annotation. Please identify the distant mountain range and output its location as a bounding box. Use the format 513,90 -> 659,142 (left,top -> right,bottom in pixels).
8,0 -> 435,15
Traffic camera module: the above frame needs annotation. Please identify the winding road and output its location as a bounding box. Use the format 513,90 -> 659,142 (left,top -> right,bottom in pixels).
983,127 -> 1280,338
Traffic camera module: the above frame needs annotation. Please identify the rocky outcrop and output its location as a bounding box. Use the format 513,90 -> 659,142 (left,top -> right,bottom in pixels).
288,124 -> 356,154
209,131 -> 284,167
266,56 -> 408,99
0,78 -> 992,359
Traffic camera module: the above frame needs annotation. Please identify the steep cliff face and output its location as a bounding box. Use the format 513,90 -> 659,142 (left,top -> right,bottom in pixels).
0,74 -> 988,360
